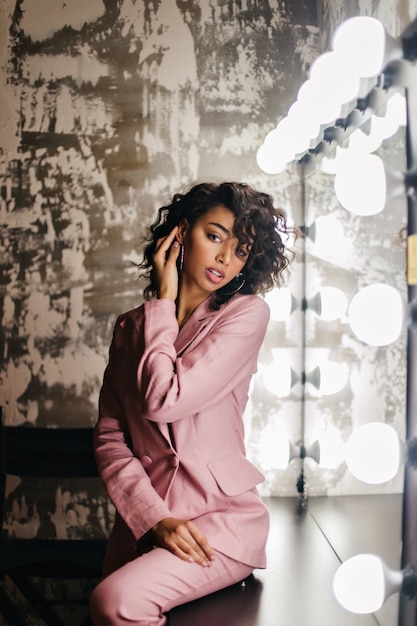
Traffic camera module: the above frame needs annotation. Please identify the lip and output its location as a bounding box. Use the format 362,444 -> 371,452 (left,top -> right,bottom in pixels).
206,267 -> 225,284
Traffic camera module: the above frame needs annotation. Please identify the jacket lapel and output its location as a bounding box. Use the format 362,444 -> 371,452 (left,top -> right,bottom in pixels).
174,299 -> 217,356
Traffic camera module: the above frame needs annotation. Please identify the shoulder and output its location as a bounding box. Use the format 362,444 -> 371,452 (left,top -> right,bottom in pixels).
116,303 -> 145,325
225,294 -> 270,320
114,299 -> 177,336
111,303 -> 147,339
215,294 -> 270,335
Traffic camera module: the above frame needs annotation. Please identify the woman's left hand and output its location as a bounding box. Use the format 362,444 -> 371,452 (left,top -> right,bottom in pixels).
153,226 -> 181,301
152,517 -> 215,566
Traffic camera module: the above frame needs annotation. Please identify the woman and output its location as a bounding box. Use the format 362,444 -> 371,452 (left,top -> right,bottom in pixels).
90,181 -> 293,625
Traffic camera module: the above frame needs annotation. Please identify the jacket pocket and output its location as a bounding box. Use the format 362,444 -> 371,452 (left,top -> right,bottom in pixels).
207,451 -> 265,496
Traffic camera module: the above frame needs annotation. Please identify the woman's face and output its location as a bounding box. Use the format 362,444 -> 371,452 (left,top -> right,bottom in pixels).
180,204 -> 252,298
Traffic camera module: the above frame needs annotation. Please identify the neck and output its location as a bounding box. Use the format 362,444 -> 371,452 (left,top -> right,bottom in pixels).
176,282 -> 210,328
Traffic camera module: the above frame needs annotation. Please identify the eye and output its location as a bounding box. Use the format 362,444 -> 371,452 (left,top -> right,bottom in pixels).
208,232 -> 221,242
236,246 -> 249,259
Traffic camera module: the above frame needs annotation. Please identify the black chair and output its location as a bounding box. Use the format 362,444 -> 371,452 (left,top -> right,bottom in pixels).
0,407 -> 107,626
169,574 -> 263,626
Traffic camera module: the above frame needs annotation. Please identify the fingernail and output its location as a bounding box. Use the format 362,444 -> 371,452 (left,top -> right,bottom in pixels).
173,241 -> 179,248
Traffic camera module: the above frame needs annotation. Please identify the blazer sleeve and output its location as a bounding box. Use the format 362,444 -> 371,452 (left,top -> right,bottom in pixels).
94,315 -> 173,541
138,295 -> 270,423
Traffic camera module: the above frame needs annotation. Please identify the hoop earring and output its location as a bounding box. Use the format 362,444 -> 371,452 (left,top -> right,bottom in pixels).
218,272 -> 245,296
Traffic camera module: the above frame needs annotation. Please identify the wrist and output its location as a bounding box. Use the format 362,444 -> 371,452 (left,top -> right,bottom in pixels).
157,293 -> 176,302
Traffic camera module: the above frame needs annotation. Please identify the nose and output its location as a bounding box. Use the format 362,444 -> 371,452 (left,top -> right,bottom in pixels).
216,242 -> 232,265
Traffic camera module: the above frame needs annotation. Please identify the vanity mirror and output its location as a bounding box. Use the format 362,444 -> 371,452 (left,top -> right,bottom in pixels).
256,14 -> 417,625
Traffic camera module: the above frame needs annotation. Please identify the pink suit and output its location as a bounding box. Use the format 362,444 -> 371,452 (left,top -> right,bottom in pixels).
90,294 -> 270,625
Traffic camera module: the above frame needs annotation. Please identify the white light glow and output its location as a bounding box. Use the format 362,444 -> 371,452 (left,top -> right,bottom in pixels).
333,554 -> 399,614
319,361 -> 349,395
256,117 -> 297,174
347,94 -> 406,155
259,421 -> 291,469
348,283 -> 404,347
332,17 -> 403,78
309,51 -> 361,106
307,362 -> 349,396
265,287 -> 296,321
334,153 -> 405,215
386,92 -> 407,128
348,124 -> 384,154
297,78 -> 342,126
286,100 -> 321,154
334,554 -> 406,615
262,350 -> 296,397
307,214 -> 346,258
256,142 -> 288,175
371,111 -> 400,142
316,424 -> 346,469
316,286 -> 348,321
345,422 -> 401,484
321,156 -> 338,175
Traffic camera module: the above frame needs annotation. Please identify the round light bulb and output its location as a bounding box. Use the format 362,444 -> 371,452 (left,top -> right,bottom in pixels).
348,123 -> 384,154
309,51 -> 361,106
297,78 -> 342,125
256,117 -> 297,173
371,114 -> 398,143
332,17 -> 403,78
307,214 -> 346,258
317,286 -> 348,321
320,361 -> 349,395
334,153 -> 406,216
286,100 -> 321,154
345,422 -> 401,484
265,287 -> 296,321
269,117 -> 296,159
305,362 -> 349,396
333,554 -> 403,614
262,350 -> 296,397
348,283 -> 404,347
386,92 -> 407,127
256,142 -> 288,175
334,153 -> 386,215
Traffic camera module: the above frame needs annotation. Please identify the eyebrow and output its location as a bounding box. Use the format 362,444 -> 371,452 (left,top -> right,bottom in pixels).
208,221 -> 232,236
208,221 -> 253,249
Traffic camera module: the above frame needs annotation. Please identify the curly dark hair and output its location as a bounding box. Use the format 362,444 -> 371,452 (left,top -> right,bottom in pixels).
139,181 -> 295,309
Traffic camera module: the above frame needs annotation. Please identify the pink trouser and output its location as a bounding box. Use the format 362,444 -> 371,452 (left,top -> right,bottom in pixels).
89,547 -> 253,625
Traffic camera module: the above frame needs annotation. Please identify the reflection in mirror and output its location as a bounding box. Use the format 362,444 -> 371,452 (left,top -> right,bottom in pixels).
303,109 -> 407,496
255,9 -> 415,626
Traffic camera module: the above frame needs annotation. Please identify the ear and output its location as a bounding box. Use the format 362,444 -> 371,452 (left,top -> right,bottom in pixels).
177,219 -> 189,244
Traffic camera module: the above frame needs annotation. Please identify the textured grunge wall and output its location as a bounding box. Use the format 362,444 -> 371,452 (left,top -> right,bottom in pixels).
0,1 -> 414,549
0,0 -> 315,428
0,0 -> 316,543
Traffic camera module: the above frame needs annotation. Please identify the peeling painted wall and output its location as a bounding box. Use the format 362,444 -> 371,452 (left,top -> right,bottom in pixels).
0,0 -> 413,548
0,0 -> 318,542
0,0 -> 315,429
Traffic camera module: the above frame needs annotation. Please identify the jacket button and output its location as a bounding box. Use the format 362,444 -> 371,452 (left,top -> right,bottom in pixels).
171,456 -> 179,468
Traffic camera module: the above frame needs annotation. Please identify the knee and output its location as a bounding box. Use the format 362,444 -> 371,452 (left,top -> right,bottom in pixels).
89,575 -> 162,626
90,578 -> 118,626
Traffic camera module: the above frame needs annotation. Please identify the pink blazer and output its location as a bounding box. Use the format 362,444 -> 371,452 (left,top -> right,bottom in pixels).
94,294 -> 270,574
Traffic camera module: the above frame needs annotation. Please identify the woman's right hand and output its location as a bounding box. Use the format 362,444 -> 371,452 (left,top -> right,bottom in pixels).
152,517 -> 215,567
153,226 -> 181,301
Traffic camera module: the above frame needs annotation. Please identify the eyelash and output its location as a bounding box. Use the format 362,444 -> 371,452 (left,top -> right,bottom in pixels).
208,232 -> 249,258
